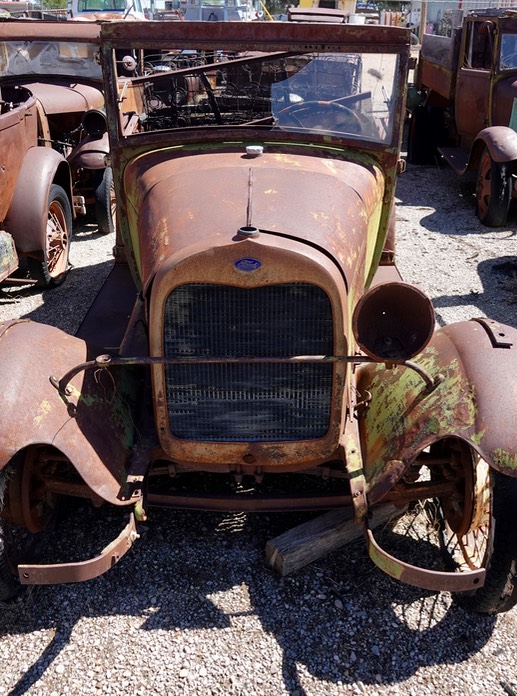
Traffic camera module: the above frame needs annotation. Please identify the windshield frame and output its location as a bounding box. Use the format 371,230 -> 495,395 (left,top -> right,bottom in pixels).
101,21 -> 410,154
0,20 -> 102,82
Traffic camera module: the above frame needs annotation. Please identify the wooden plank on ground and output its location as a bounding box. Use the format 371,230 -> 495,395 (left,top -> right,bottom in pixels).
265,503 -> 405,577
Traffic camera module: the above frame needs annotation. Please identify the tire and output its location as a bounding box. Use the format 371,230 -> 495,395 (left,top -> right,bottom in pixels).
26,183 -> 72,288
433,441 -> 517,614
476,148 -> 512,227
93,167 -> 116,236
0,500 -> 21,603
0,451 -> 60,603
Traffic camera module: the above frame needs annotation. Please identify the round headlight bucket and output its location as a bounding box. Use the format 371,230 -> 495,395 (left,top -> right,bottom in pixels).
352,281 -> 435,363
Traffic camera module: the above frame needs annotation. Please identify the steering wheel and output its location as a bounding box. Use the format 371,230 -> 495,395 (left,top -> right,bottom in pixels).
278,100 -> 363,133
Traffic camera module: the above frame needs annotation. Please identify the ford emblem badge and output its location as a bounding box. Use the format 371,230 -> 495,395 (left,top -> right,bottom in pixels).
235,258 -> 262,272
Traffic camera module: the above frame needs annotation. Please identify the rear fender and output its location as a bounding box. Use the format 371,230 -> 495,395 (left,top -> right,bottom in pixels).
357,319 -> 517,503
0,320 -> 138,506
68,132 -> 110,170
5,147 -> 73,253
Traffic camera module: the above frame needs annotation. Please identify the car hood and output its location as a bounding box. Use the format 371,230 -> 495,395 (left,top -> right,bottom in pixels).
18,80 -> 104,115
123,149 -> 386,293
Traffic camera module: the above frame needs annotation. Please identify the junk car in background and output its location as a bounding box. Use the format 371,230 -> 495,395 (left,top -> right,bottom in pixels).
1,21 -> 516,613
410,9 -> 517,227
0,20 -> 114,287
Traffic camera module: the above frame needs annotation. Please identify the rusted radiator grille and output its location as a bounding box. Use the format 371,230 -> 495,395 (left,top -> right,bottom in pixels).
163,283 -> 334,442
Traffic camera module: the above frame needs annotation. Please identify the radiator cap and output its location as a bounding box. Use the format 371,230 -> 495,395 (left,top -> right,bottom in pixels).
246,145 -> 264,157
237,226 -> 260,238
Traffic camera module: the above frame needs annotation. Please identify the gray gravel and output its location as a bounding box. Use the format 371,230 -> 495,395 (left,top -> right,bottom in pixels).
0,156 -> 516,696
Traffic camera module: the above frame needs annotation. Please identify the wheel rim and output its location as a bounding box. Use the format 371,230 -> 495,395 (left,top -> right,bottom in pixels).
476,151 -> 492,221
46,198 -> 69,279
436,441 -> 492,573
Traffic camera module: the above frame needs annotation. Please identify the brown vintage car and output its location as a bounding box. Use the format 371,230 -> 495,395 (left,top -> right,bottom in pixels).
0,20 -> 114,287
1,21 -> 516,614
410,9 -> 517,227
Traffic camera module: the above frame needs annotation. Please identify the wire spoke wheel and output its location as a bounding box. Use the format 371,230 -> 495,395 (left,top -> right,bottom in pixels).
46,200 -> 69,279
27,184 -> 72,287
387,438 -> 517,614
428,439 -> 517,613
435,445 -> 491,573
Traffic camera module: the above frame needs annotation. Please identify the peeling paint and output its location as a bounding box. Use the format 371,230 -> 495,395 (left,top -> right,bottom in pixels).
34,400 -> 52,427
491,448 -> 517,470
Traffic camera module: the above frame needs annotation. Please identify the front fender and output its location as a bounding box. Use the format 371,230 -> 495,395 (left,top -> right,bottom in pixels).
357,318 -> 517,503
4,147 -> 72,253
0,320 -> 138,506
468,126 -> 517,170
68,132 -> 110,170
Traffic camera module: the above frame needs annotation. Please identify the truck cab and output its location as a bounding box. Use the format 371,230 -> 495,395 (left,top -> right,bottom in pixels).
67,0 -> 147,21
411,9 -> 517,226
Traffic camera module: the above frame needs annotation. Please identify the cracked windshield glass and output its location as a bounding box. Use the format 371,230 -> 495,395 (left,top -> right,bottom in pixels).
116,48 -> 399,143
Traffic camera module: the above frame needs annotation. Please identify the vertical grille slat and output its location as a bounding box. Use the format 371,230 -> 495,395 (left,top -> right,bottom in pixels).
164,283 -> 334,441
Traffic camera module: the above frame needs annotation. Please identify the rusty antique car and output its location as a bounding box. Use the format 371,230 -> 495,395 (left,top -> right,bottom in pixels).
0,20 -> 114,287
409,9 -> 517,227
1,21 -> 516,614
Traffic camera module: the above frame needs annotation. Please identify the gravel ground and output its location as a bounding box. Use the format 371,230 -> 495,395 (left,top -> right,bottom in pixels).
0,154 -> 516,696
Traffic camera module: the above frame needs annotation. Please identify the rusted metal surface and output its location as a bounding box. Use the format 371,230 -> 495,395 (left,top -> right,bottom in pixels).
22,81 -> 104,116
18,513 -> 138,585
0,20 -> 111,284
0,19 -> 101,42
357,319 -> 517,504
0,320 -> 138,506
102,23 -> 409,291
352,281 -> 435,363
124,151 -> 384,295
414,10 -> 517,222
3,21 -> 517,598
0,86 -> 38,279
365,526 -> 486,592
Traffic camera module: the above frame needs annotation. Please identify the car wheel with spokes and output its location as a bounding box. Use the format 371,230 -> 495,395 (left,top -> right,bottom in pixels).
27,184 -> 72,288
431,439 -> 517,614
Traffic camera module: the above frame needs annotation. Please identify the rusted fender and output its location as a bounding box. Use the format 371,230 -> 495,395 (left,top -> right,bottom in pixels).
0,320 -> 138,506
25,81 -> 104,116
356,318 -> 517,503
68,132 -> 110,170
4,147 -> 72,252
469,126 -> 517,170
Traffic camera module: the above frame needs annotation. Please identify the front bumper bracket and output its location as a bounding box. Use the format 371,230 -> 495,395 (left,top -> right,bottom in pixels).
365,523 -> 486,592
18,513 -> 138,585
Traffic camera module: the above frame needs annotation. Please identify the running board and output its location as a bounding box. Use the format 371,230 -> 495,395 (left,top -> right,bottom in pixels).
437,146 -> 470,176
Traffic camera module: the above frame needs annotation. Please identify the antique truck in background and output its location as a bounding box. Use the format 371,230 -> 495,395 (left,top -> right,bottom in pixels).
1,22 -> 516,614
66,0 -> 147,21
0,20 -> 114,287
409,9 -> 517,227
